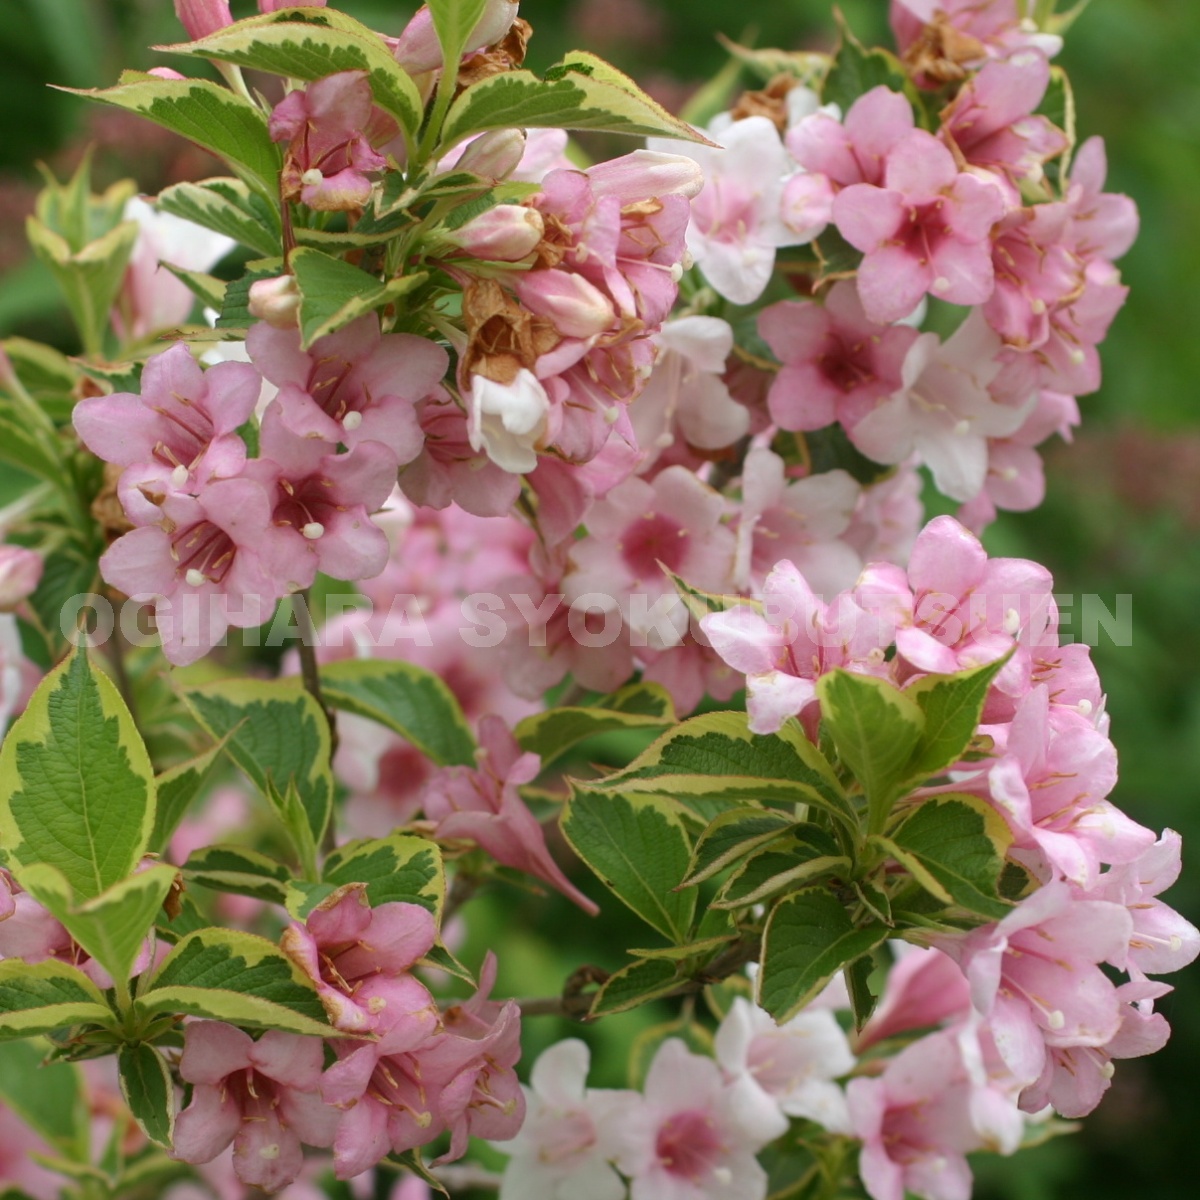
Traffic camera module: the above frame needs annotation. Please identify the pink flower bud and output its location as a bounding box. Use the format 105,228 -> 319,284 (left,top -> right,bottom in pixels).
452,205 -> 544,261
394,0 -> 520,74
248,274 -> 302,329
173,0 -> 233,39
147,67 -> 188,81
587,149 -> 705,202
454,129 -> 528,180
0,547 -> 43,612
514,269 -> 615,339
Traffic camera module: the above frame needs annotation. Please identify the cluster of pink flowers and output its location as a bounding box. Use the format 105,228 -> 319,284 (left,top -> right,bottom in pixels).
172,884 -> 522,1191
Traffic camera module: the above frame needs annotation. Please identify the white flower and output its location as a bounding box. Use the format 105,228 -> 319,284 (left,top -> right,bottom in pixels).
468,369 -> 550,474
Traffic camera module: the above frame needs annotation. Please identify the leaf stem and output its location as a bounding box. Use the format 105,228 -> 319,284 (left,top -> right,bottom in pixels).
293,590 -> 337,755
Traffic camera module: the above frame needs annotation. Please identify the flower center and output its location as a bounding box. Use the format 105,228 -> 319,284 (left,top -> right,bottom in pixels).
621,511 -> 688,579
655,1109 -> 725,1183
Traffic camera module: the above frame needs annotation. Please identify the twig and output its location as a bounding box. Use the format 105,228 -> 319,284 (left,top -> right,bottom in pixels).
293,589 -> 338,756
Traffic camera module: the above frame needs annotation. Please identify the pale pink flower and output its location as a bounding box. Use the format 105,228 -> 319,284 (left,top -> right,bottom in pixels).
452,204 -> 545,262
498,1040 -> 635,1200
172,1022 -> 337,1193
834,130 -> 1006,324
174,0 -> 232,39
616,1038 -> 779,1200
890,1 -> 1062,70
393,1 -> 520,74
715,997 -> 855,1134
857,945 -> 973,1050
0,546 -> 42,611
564,466 -> 736,649
652,115 -> 817,304
0,1101 -> 61,1200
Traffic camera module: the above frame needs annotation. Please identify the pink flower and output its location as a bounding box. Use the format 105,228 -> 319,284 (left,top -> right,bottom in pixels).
393,1 -> 520,74
73,343 -> 261,522
247,315 -> 447,461
564,466 -> 736,649
420,716 -> 598,914
702,558 -> 897,735
0,546 -> 42,611
270,72 -> 392,211
733,447 -> 863,597
939,50 -> 1067,198
0,1101 -> 61,1200
847,1028 -> 1017,1200
834,130 -> 1006,324
280,883 -> 440,1035
890,1 -> 1062,71
98,478 -> 293,666
714,997 -> 855,1134
497,1039 -> 635,1200
985,686 -> 1154,886
246,408 -> 398,588
172,1022 -> 337,1193
1063,137 -> 1139,263
174,0 -> 232,39
652,115 -> 815,304
762,280 -> 921,433
787,86 -> 915,191
615,1038 -> 779,1200
857,945 -> 973,1050
452,204 -> 546,262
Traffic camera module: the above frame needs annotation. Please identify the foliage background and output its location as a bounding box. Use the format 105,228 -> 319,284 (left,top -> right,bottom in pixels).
0,2 -> 1196,1196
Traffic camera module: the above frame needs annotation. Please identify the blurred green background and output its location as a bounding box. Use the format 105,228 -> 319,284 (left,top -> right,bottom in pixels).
1,2 -> 1197,1196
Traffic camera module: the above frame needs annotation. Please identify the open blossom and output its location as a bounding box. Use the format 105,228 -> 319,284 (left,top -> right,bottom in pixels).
172,1022 -> 337,1193
98,478 -> 292,666
564,465 -> 736,649
466,369 -> 551,474
271,71 -> 392,211
715,997 -> 855,1134
652,115 -> 816,304
420,715 -> 598,913
280,883 -> 440,1035
762,280 -> 921,433
702,558 -> 897,735
848,1027 -> 1022,1200
247,315 -> 447,461
834,130 -> 1006,324
73,342 -> 261,522
616,1038 -> 779,1200
245,409 -> 398,589
498,1040 -> 635,1200
857,945 -> 973,1050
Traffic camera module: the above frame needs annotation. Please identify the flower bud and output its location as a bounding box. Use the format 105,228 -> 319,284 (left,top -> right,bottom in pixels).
173,0 -> 233,39
451,205 -> 544,261
0,547 -> 43,612
514,269 -> 616,339
587,150 -> 705,202
454,129 -> 527,180
248,275 -> 302,330
394,1 -> 520,74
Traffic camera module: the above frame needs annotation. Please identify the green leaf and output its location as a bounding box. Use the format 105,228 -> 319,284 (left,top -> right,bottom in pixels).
441,52 -> 713,150
682,808 -> 798,887
901,656 -> 1009,785
514,682 -> 675,764
163,12 -> 423,144
427,0 -> 491,69
26,216 -> 138,357
880,794 -> 1013,919
758,888 -> 888,1023
117,1044 -> 174,1149
150,741 -> 226,853
590,957 -> 681,1017
320,658 -> 476,767
66,73 -> 281,199
181,677 -> 334,857
0,398 -> 62,483
816,669 -> 924,833
0,960 -> 113,1040
713,829 -> 851,910
822,29 -> 916,114
0,646 -> 157,900
181,844 -> 292,905
628,934 -> 737,962
322,834 -> 445,917
0,1041 -> 87,1158
161,264 -> 227,311
290,248 -> 426,347
845,953 -> 879,1031
138,928 -> 332,1036
18,862 -> 178,987
561,788 -> 695,943
156,178 -> 281,258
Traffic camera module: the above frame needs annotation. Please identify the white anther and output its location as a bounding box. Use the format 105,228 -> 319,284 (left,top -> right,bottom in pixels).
170,464 -> 189,488
185,568 -> 207,587
342,411 -> 363,431
301,168 -> 324,187
302,522 -> 325,540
